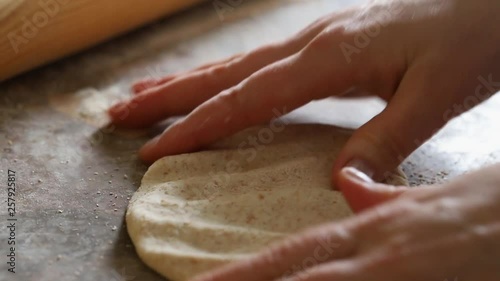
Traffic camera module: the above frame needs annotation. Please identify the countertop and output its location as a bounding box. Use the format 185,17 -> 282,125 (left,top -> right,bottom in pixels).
0,0 -> 499,280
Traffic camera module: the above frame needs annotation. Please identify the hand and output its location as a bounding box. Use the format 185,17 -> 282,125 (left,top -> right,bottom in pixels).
189,164 -> 500,281
108,0 -> 500,181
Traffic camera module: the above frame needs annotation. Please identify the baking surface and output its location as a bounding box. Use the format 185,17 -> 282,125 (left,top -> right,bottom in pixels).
0,0 -> 499,280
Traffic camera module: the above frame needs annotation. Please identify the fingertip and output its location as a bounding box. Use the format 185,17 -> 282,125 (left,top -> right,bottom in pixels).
108,99 -> 144,128
337,167 -> 374,207
338,167 -> 405,212
108,92 -> 168,129
331,158 -> 374,190
338,169 -> 375,213
108,101 -> 129,123
341,166 -> 374,185
139,136 -> 161,164
138,148 -> 157,165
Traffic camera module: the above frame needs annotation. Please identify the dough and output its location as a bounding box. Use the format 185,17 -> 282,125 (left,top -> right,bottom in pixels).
127,124 -> 407,281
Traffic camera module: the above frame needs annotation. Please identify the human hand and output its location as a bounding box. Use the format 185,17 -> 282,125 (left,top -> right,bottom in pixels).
189,163 -> 500,281
109,0 -> 500,181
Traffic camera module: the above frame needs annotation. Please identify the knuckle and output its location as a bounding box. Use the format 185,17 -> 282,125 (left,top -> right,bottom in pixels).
357,203 -> 417,234
304,31 -> 332,55
300,26 -> 362,77
255,43 -> 283,55
206,64 -> 229,77
215,86 -> 254,126
238,43 -> 285,66
304,27 -> 345,53
202,64 -> 230,86
217,86 -> 245,108
256,242 -> 298,278
361,242 -> 406,271
383,234 -> 413,258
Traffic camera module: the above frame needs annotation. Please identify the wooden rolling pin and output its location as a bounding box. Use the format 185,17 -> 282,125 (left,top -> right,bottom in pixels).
0,0 -> 205,82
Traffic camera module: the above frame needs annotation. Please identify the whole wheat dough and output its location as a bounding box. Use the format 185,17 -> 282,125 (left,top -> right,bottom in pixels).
127,124 -> 407,281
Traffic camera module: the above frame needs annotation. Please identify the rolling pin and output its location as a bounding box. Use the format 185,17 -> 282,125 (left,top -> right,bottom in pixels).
0,0 -> 205,82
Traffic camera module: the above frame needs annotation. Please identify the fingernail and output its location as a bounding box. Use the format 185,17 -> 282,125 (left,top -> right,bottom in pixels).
342,167 -> 374,185
345,159 -> 375,179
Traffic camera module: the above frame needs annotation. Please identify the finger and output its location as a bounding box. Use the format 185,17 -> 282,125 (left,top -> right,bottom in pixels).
109,13 -> 340,128
132,75 -> 176,94
191,225 -> 356,281
280,260 -> 363,281
139,28 -> 359,163
332,57 -> 475,183
111,43 -> 303,128
132,54 -> 244,94
338,167 -> 409,213
280,253 -> 439,281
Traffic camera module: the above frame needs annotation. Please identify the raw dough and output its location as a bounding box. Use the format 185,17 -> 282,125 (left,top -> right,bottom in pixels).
127,124 -> 407,281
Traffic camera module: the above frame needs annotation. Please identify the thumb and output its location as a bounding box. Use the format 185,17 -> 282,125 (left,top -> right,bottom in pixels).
333,61 -> 462,182
338,167 -> 408,212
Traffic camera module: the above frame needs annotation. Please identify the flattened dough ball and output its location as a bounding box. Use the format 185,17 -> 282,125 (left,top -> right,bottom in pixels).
127,124 -> 407,281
